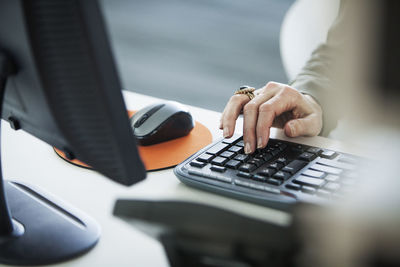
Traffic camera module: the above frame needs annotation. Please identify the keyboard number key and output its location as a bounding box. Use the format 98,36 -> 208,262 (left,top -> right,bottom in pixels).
211,156 -> 228,166
225,159 -> 241,169
238,163 -> 257,172
197,153 -> 213,163
220,151 -> 235,159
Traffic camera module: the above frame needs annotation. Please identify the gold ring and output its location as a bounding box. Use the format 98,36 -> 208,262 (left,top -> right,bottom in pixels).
234,85 -> 255,100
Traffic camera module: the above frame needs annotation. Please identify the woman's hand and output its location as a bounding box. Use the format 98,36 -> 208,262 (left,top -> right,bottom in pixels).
219,82 -> 323,154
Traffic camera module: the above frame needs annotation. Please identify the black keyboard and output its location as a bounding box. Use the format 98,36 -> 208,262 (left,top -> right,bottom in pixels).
174,135 -> 360,210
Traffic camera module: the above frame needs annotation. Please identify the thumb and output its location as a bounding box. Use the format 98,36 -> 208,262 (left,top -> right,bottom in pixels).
284,115 -> 321,137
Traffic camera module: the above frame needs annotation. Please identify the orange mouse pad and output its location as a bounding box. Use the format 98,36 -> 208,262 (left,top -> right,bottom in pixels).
54,110 -> 213,171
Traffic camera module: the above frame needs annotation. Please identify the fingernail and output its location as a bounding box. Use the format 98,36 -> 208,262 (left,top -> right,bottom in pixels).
289,123 -> 296,136
244,142 -> 251,154
223,127 -> 229,138
257,137 -> 263,149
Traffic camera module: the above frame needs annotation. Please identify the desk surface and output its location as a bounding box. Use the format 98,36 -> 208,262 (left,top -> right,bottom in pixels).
0,91 -> 356,267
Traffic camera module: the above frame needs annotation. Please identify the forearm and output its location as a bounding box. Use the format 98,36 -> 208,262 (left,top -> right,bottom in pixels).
289,0 -> 347,136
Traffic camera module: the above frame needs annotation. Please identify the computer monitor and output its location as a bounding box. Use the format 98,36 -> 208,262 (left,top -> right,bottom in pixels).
0,0 -> 146,265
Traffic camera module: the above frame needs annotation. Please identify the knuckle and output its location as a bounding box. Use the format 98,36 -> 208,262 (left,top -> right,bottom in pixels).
281,86 -> 292,96
279,86 -> 300,101
243,102 -> 257,113
265,81 -> 279,89
229,94 -> 242,103
258,102 -> 272,113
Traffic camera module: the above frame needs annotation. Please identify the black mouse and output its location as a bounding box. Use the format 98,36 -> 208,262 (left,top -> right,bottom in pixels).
130,101 -> 195,146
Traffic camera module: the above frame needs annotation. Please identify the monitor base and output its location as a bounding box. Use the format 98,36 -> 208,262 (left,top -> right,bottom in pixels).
0,180 -> 100,266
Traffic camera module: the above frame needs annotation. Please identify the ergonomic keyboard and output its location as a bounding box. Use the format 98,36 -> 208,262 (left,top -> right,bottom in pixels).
174,135 -> 360,210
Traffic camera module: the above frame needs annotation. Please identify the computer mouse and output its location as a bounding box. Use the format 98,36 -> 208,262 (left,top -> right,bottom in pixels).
130,101 -> 195,146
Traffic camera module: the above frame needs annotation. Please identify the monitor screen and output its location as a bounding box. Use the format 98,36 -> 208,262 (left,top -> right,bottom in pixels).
0,0 -> 146,185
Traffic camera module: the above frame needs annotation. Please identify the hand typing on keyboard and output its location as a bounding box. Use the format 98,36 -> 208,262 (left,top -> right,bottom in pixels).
219,82 -> 323,154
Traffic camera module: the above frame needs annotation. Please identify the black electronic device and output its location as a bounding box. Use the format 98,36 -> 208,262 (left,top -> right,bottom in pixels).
130,101 -> 194,146
0,0 -> 146,265
175,135 -> 360,211
113,199 -> 296,267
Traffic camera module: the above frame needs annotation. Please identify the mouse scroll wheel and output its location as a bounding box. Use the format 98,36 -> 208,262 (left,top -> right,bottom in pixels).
134,114 -> 149,128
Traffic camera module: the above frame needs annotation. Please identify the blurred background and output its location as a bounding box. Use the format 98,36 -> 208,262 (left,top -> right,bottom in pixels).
101,0 -> 294,112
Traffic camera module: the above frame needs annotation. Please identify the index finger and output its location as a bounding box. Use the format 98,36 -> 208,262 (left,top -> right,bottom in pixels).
220,94 -> 250,138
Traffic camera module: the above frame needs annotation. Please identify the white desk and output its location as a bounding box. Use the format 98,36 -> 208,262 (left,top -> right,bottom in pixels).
0,91 -> 357,267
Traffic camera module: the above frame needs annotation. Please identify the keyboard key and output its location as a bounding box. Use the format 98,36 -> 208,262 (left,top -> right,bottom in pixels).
238,163 -> 257,172
197,153 -> 213,163
317,159 -> 355,170
225,159 -> 241,169
268,162 -> 282,170
222,136 -> 241,144
298,152 -> 317,162
281,160 -> 307,174
234,154 -> 249,162
261,153 -> 273,162
274,143 -> 287,151
236,140 -> 245,147
206,142 -> 229,155
269,149 -> 280,156
309,164 -> 342,175
210,165 -> 226,173
291,144 -> 304,152
302,169 -> 325,178
302,186 -> 316,194
190,160 -> 206,168
211,156 -> 229,166
252,174 -> 268,182
294,175 -> 326,187
285,183 -> 301,191
307,147 -> 322,154
237,172 -> 252,179
257,168 -> 276,177
276,157 -> 288,165
266,178 -> 282,186
325,174 -> 340,182
324,182 -> 341,192
247,158 -> 264,167
220,151 -> 235,159
320,150 -> 338,159
273,171 -> 291,180
228,146 -> 243,153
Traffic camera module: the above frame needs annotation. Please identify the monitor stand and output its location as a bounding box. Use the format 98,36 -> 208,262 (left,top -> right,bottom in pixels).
0,56 -> 100,265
